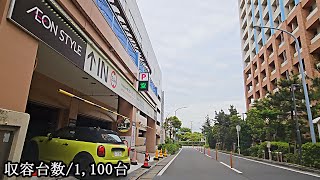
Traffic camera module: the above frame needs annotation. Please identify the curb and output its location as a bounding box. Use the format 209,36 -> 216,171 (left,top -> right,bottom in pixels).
216,149 -> 320,175
132,155 -> 172,179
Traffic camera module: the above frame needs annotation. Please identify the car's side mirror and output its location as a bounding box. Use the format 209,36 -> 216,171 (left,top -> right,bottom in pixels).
47,133 -> 53,140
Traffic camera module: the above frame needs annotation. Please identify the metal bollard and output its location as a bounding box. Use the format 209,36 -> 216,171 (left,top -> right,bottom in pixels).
216,148 -> 218,160
262,150 -> 265,159
279,152 -> 283,162
230,151 -> 233,168
269,150 -> 272,161
276,152 -> 279,162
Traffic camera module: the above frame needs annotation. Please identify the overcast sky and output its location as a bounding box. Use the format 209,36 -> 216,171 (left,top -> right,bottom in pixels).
136,0 -> 245,132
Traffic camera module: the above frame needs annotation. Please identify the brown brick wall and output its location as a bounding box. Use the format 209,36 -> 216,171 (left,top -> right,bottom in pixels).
244,0 -> 320,109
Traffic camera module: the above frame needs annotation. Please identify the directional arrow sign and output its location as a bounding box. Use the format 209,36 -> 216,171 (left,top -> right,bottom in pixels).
138,81 -> 149,91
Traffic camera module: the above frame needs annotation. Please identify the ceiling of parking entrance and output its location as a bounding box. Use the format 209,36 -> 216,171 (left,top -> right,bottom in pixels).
35,43 -> 119,112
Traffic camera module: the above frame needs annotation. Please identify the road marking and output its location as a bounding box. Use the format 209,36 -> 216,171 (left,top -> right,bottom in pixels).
220,162 -> 243,174
214,150 -> 320,178
157,148 -> 183,176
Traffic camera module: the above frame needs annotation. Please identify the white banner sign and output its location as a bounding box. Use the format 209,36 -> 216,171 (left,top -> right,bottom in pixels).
131,122 -> 136,149
84,44 -> 155,118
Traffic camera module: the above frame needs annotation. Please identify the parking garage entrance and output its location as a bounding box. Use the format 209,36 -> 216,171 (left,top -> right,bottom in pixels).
76,115 -> 112,130
21,102 -> 59,161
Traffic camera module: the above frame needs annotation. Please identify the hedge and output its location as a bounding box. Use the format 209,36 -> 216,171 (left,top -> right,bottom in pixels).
243,142 -> 320,168
158,143 -> 180,154
245,142 -> 293,161
301,142 -> 320,168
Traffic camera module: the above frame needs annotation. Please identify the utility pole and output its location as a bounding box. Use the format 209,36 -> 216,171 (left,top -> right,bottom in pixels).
291,84 -> 302,164
191,121 -> 193,133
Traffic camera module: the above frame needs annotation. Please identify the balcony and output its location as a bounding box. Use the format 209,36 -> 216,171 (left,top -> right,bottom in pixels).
292,26 -> 299,35
256,83 -> 260,87
273,87 -> 279,93
254,8 -> 259,18
261,61 -> 266,66
240,6 -> 246,17
279,41 -> 285,48
271,69 -> 276,75
294,49 -> 303,57
288,6 -> 296,17
269,52 -> 274,58
241,18 -> 247,29
281,60 -> 288,67
274,7 -> 281,18
263,7 -> 269,18
311,33 -> 320,44
244,50 -> 250,60
263,77 -> 267,81
307,7 -> 318,21
298,71 -> 307,79
247,74 -> 252,80
243,39 -> 250,50
248,88 -> 253,93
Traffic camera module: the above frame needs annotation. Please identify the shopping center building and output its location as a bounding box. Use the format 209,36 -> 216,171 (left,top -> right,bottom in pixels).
0,0 -> 163,167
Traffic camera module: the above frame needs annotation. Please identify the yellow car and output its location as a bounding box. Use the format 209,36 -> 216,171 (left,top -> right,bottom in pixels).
26,126 -> 130,174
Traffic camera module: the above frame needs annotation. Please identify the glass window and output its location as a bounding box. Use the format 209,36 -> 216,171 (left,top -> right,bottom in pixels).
75,127 -> 124,144
53,127 -> 75,140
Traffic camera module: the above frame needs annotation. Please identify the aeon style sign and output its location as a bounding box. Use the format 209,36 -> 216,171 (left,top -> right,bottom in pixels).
9,0 -> 87,68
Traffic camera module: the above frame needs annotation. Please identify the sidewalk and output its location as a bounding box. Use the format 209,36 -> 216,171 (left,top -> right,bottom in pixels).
137,155 -> 175,180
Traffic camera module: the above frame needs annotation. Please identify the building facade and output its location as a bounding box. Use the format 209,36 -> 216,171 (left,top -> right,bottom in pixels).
0,0 -> 163,167
238,0 -> 320,110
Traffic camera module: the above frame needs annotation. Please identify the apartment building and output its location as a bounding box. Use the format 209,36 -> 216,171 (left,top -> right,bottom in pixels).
239,0 -> 320,109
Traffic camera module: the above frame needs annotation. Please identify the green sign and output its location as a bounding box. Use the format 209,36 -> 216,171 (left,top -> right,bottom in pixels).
138,81 -> 149,91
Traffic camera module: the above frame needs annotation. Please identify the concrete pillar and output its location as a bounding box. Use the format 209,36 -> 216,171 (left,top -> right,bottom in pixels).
117,97 -> 134,137
0,0 -> 38,112
66,96 -> 79,127
146,117 -> 156,153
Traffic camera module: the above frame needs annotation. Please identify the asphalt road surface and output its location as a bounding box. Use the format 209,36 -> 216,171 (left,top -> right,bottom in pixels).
154,147 -> 320,180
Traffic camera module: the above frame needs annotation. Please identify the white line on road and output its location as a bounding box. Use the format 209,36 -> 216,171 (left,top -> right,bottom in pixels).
157,148 -> 183,176
214,150 -> 320,178
220,162 -> 243,174
205,154 -> 212,158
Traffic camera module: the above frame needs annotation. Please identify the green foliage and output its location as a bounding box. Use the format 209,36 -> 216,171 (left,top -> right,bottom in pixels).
157,143 -> 164,150
246,145 -> 261,157
285,153 -> 299,164
163,143 -> 180,154
164,116 -> 182,140
180,127 -> 191,133
165,138 -> 173,144
200,105 -> 251,151
301,143 -> 320,168
245,73 -> 319,144
246,141 -> 291,159
179,131 -> 203,142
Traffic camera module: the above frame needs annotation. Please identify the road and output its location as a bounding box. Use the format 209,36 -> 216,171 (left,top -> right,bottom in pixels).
154,147 -> 320,180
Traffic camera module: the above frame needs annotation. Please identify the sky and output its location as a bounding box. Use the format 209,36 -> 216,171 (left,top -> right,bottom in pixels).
136,0 -> 246,132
